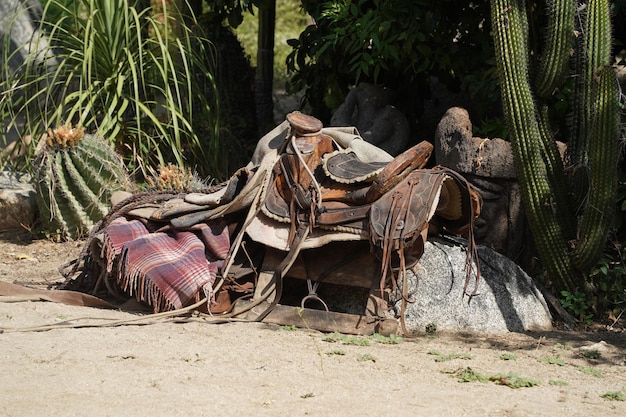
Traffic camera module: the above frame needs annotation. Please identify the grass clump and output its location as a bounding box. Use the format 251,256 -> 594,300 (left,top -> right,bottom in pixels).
428,350 -> 472,362
489,373 -> 540,388
322,332 -> 371,346
579,366 -> 603,378
549,379 -> 569,386
538,356 -> 566,366
499,353 -> 518,361
600,391 -> 626,401
450,367 -> 540,388
456,367 -> 489,383
579,349 -> 601,360
372,333 -> 403,344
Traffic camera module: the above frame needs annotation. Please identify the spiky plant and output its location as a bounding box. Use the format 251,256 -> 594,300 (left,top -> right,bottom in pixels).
490,0 -> 621,293
33,125 -> 129,239
0,0 -> 223,178
145,162 -> 210,192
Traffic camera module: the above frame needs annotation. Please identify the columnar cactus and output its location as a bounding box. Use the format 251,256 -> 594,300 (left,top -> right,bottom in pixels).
490,0 -> 621,292
33,126 -> 128,239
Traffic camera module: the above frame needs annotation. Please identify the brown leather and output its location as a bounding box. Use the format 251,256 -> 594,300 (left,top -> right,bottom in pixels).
370,170 -> 446,255
323,150 -> 387,183
0,281 -> 117,309
365,141 -> 433,203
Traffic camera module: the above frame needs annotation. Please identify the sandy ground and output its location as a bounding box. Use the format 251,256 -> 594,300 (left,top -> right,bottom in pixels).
1,236 -> 626,417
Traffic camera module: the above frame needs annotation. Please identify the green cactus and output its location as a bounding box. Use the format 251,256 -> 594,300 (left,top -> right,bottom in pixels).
490,0 -> 620,292
33,126 -> 129,239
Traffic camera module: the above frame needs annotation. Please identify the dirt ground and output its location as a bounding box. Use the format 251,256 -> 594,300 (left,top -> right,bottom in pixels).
1,236 -> 625,417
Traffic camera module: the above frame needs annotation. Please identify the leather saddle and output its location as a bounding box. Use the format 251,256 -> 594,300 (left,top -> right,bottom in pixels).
259,113 -> 480,247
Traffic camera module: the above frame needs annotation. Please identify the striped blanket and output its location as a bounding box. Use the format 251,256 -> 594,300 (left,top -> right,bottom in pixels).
99,217 -> 230,312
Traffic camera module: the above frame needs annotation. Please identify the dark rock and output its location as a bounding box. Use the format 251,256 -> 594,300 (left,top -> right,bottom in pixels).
434,107 -> 535,268
330,82 -> 410,156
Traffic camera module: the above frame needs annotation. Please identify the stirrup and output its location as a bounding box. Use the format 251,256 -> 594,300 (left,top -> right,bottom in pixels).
300,279 -> 329,312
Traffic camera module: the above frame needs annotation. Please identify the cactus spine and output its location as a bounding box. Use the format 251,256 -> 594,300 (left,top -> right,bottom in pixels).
490,0 -> 620,292
33,126 -> 128,239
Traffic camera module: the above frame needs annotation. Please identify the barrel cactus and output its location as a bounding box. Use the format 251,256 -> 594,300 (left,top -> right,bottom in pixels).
33,125 -> 129,239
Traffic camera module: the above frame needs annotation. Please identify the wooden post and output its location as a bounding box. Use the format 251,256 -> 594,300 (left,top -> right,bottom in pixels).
255,0 -> 276,135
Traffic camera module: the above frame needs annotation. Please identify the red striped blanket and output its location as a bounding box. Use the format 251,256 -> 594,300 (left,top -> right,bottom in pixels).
99,217 -> 230,312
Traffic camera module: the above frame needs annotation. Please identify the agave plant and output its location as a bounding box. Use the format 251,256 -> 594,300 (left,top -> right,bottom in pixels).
1,0 -> 224,179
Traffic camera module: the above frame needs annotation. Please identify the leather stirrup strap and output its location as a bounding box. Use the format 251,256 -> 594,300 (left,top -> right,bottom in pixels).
0,281 -> 117,309
255,223 -> 311,322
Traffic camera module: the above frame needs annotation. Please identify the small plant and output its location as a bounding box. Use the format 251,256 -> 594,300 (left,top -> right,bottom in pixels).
499,353 -> 518,361
579,349 -> 601,360
560,291 -> 594,325
549,380 -> 569,386
279,325 -> 297,332
452,367 -> 540,388
325,349 -> 346,356
322,332 -> 371,346
579,366 -> 603,378
455,367 -> 489,383
356,353 -> 376,363
428,350 -> 472,362
539,356 -> 566,366
489,373 -> 540,389
372,333 -> 402,345
600,390 -> 626,401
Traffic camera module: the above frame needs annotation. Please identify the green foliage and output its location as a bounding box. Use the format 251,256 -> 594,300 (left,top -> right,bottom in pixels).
325,349 -> 346,356
588,233 -> 626,315
560,290 -> 594,325
356,353 -> 376,362
499,353 -> 518,361
538,355 -> 566,366
489,373 -> 540,389
235,0 -> 309,89
371,333 -> 402,344
452,367 -> 540,388
322,332 -> 371,346
286,0 -> 494,119
427,350 -> 472,362
579,366 -> 603,377
600,390 -> 626,401
549,379 -> 569,386
202,0 -> 256,28
1,0 -> 223,178
579,349 -> 601,360
454,367 -> 489,383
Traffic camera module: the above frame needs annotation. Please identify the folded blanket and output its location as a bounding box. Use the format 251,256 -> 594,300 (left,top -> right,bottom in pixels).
100,217 -> 229,312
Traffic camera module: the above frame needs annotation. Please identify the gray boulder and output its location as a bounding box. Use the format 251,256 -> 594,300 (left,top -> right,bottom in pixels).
0,170 -> 36,233
396,238 -> 553,334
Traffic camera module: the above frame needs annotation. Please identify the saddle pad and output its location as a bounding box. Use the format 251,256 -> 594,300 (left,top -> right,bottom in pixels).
322,149 -> 387,184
